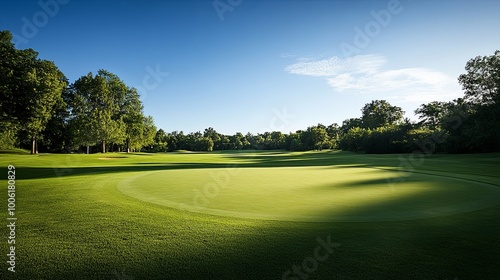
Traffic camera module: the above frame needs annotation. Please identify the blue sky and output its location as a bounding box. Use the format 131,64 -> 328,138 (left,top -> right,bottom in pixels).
2,0 -> 500,135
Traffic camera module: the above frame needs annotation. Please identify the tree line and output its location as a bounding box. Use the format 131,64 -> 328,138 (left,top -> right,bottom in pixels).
149,50 -> 500,154
150,125 -> 338,152
338,50 -> 500,154
1,29 -> 498,154
0,31 -> 156,154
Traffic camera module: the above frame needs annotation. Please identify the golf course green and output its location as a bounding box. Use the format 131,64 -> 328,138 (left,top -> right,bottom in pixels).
118,166 -> 500,222
1,150 -> 499,279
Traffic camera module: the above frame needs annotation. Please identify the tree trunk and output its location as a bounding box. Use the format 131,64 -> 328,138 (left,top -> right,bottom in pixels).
102,140 -> 106,153
126,139 -> 130,153
31,136 -> 38,154
86,145 -> 90,154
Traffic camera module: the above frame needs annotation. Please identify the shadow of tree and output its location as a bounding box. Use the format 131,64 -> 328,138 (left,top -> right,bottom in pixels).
19,151 -> 391,180
10,151 -> 500,279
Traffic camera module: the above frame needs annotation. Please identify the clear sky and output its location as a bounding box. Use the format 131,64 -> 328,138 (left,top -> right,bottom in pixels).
2,0 -> 500,135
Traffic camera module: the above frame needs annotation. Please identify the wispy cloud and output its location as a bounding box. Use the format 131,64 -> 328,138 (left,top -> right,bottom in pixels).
285,54 -> 461,103
285,54 -> 385,76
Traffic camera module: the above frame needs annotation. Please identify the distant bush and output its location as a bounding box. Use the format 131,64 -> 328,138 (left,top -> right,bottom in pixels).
339,125 -> 446,154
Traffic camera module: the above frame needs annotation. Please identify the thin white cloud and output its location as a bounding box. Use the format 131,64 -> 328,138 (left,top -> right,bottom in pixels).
285,54 -> 461,103
285,54 -> 386,76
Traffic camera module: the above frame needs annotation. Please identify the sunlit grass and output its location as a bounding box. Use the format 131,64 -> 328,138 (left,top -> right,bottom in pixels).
118,166 -> 500,222
0,151 -> 499,279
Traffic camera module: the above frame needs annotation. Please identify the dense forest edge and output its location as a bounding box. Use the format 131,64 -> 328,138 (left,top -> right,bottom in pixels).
1,30 -> 499,154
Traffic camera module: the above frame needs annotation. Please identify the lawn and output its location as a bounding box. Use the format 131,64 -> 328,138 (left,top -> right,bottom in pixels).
1,150 -> 499,279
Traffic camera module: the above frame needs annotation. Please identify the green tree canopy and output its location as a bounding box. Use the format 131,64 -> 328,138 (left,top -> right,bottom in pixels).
361,100 -> 404,129
0,30 -> 67,153
341,118 -> 362,134
69,70 -> 127,153
414,101 -> 447,130
458,50 -> 500,105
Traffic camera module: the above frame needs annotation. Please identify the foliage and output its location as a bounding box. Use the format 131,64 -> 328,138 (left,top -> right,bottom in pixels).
339,127 -> 370,152
1,28 -> 498,155
459,50 -> 500,105
414,101 -> 447,130
341,118 -> 362,134
68,70 -> 156,153
360,100 -> 404,129
0,31 -> 67,154
0,120 -> 18,149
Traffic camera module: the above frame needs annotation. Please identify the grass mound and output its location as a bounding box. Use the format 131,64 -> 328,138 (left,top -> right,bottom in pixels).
118,166 -> 500,222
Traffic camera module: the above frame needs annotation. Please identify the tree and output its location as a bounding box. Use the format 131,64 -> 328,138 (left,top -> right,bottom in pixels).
153,129 -> 169,152
168,131 -> 186,151
285,132 -> 304,151
217,134 -> 231,150
341,118 -> 362,134
458,50 -> 500,105
414,101 -> 447,130
195,137 -> 214,152
0,31 -> 67,154
301,125 -> 329,150
39,89 -> 70,152
270,131 -> 286,150
246,133 -> 264,150
121,87 -> 156,152
361,100 -> 404,129
230,132 -> 246,150
363,125 -> 409,154
203,127 -> 221,149
140,116 -> 157,151
69,70 -> 127,153
326,123 -> 341,149
0,121 -> 17,150
24,60 -> 68,154
455,50 -> 500,152
339,127 -> 371,152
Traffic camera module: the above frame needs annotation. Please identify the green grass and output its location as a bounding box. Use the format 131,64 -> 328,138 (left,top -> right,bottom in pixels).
118,166 -> 500,222
1,150 -> 499,279
0,148 -> 30,155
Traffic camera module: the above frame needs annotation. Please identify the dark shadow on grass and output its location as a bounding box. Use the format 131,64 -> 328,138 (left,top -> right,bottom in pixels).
98,156 -> 128,159
312,178 -> 398,190
13,151 -> 500,279
312,176 -> 421,190
24,197 -> 500,280
18,152 -> 392,180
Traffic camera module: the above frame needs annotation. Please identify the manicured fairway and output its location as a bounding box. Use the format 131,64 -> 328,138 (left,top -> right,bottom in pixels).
118,166 -> 500,222
1,150 -> 499,279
